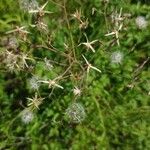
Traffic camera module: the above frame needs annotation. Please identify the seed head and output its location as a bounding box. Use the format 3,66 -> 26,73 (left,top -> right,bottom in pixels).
28,0 -> 39,11
111,51 -> 123,64
135,16 -> 148,29
21,110 -> 34,124
66,102 -> 86,123
27,93 -> 45,109
29,76 -> 40,90
19,0 -> 39,12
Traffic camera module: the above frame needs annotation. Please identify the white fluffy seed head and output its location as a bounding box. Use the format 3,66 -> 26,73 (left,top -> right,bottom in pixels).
29,76 -> 40,90
66,102 -> 86,123
28,0 -> 39,11
19,0 -> 30,11
111,51 -> 123,64
135,16 -> 148,29
21,110 -> 34,124
19,0 -> 38,12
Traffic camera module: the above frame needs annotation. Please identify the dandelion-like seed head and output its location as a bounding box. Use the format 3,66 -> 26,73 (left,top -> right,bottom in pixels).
111,51 -> 123,64
19,0 -> 38,12
66,102 -> 86,123
135,16 -> 148,29
28,0 -> 39,11
19,0 -> 29,11
21,110 -> 34,124
29,76 -> 40,90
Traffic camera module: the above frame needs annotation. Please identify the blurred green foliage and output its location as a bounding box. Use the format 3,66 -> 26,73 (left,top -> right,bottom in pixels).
0,0 -> 150,149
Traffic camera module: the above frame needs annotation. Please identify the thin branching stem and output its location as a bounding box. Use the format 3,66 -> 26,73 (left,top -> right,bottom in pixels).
63,0 -> 77,61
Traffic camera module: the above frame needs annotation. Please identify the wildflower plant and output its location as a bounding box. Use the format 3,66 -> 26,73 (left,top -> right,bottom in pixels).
0,0 -> 149,149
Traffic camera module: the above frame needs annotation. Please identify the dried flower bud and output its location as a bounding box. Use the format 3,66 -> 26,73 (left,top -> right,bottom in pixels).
21,110 -> 34,124
73,87 -> 81,96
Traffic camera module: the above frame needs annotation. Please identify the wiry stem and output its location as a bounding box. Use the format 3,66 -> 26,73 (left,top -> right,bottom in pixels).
63,0 -> 76,61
